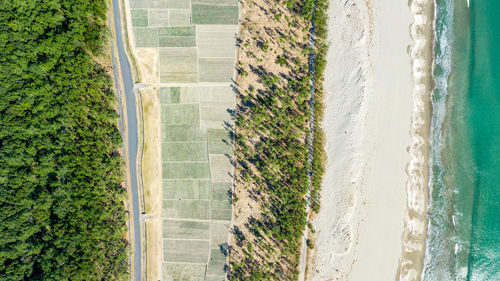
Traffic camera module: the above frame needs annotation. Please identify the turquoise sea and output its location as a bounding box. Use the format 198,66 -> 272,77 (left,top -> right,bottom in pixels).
423,0 -> 500,280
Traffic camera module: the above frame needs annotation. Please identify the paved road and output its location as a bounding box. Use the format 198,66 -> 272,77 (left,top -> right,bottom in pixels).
110,0 -> 142,280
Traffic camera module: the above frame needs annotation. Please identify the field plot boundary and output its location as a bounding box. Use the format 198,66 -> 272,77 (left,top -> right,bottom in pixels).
127,0 -> 238,277
158,85 -> 234,279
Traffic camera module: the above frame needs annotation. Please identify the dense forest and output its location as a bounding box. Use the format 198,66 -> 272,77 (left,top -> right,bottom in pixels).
0,1 -> 128,280
229,0 -> 328,279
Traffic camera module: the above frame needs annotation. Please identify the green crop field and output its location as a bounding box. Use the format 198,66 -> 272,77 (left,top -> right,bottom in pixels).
130,0 -> 169,9
161,103 -> 199,125
162,263 -> 206,280
163,220 -> 210,239
163,200 -> 210,220
164,0 -> 190,9
158,26 -> 196,36
130,0 -> 237,83
162,125 -> 207,141
133,27 -> 158,47
162,162 -> 211,179
169,9 -> 191,26
159,87 -> 181,103
208,129 -> 233,154
148,10 -> 170,26
163,180 -> 211,200
159,36 -> 196,47
192,0 -> 238,5
131,9 -> 148,27
162,142 -> 208,161
159,48 -> 199,83
198,58 -> 235,82
196,25 -> 238,57
159,86 -> 234,279
129,0 -> 237,277
207,249 -> 227,276
209,155 -> 233,182
163,239 -> 210,263
192,5 -> 238,25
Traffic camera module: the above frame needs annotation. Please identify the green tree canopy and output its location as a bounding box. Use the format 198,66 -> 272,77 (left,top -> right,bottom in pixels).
0,1 -> 128,280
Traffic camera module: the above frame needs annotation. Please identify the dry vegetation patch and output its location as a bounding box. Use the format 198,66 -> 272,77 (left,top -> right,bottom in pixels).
140,89 -> 162,281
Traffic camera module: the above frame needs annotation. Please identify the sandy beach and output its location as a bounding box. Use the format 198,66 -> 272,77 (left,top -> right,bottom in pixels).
309,0 -> 433,280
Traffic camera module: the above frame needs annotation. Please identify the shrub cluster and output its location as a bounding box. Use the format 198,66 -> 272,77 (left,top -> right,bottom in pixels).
309,0 -> 329,213
282,0 -> 329,225
283,0 -> 328,214
0,1 -> 128,280
229,0 -> 329,279
231,68 -> 311,280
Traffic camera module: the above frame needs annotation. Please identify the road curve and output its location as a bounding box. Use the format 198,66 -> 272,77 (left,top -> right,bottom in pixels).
110,0 -> 142,279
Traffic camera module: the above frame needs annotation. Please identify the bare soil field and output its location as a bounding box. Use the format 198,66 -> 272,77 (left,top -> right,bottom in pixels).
141,88 -> 162,281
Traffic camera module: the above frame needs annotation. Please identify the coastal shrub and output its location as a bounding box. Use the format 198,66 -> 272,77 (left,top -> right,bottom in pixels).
306,239 -> 314,249
232,67 -> 310,278
309,0 -> 329,212
230,0 -> 329,279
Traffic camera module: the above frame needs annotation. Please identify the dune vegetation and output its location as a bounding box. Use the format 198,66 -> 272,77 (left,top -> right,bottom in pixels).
229,0 -> 328,279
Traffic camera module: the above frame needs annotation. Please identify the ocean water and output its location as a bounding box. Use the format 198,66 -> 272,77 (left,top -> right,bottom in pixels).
423,0 -> 500,280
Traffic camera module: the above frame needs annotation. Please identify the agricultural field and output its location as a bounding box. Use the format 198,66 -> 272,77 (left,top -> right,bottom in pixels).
126,0 -> 239,279
129,0 -> 238,83
127,0 -> 328,279
160,86 -> 234,280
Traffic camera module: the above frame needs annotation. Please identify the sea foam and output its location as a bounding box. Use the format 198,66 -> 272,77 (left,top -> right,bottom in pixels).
396,0 -> 435,280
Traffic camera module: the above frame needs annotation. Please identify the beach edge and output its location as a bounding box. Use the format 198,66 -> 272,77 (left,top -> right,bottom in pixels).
396,0 -> 435,280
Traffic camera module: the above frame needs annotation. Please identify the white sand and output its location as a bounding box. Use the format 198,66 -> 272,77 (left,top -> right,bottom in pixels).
310,0 -> 419,280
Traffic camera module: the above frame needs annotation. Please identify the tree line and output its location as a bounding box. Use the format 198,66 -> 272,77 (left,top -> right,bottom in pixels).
229,0 -> 328,279
0,1 -> 128,280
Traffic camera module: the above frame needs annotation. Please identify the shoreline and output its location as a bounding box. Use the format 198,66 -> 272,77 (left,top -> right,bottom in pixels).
397,0 -> 435,280
310,0 -> 434,280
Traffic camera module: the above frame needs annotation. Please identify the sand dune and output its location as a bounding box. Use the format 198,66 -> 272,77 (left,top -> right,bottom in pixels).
309,0 -> 431,280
